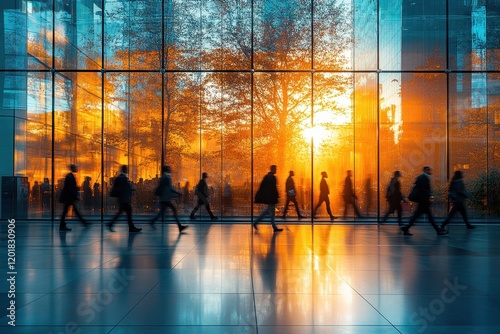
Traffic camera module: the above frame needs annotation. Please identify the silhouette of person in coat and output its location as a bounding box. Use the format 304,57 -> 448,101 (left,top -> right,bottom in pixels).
401,166 -> 448,236
59,164 -> 88,231
253,165 -> 283,232
107,165 -> 142,233
150,166 -> 188,232
313,171 -> 335,221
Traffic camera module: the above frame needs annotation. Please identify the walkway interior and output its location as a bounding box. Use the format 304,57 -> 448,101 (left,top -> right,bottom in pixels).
1,220 -> 499,333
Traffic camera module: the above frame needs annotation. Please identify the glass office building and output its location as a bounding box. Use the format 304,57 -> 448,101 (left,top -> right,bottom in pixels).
2,0 -> 500,222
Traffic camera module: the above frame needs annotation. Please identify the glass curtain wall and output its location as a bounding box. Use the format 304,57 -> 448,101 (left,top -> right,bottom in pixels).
2,0 -> 500,222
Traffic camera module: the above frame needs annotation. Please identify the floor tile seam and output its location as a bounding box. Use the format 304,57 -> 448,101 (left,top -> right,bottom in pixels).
107,265 -> 185,331
0,293 -> 49,319
31,266 -> 109,297
250,225 -> 260,334
324,261 -> 402,333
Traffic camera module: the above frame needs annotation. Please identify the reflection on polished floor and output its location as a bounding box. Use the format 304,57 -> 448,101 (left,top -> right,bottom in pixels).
1,220 -> 500,333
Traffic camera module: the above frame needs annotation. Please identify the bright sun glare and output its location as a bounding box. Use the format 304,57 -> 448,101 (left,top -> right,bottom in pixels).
302,125 -> 332,144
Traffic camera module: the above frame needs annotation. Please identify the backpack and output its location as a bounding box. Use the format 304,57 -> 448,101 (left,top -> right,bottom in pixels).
408,184 -> 419,202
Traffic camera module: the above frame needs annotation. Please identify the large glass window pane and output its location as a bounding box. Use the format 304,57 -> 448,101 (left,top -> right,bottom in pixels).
487,74 -> 500,220
314,0 -> 353,71
197,73 -> 251,218
55,0 -> 102,70
379,1 -> 402,71
104,73 -> 162,218
22,72 -> 53,219
104,73 -> 128,218
27,0 -> 53,69
353,0 -> 377,71
220,73 -> 252,217
165,72 -> 200,217
75,0 -> 103,69
254,0 -> 311,71
354,73 -> 377,219
379,73 -> 408,218
185,0 -> 252,71
399,73 -> 447,217
253,72 -> 312,218
312,73 -> 352,220
449,73 -> 487,220
384,0 -> 449,71
54,72 -> 102,221
105,0 -> 162,70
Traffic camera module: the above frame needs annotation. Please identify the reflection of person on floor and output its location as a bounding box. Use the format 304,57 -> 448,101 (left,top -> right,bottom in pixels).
282,170 -> 305,219
342,170 -> 363,218
59,164 -> 88,231
313,171 -> 335,221
190,172 -> 218,221
253,165 -> 283,232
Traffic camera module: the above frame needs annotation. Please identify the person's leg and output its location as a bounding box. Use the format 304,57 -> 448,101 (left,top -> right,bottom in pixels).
269,204 -> 278,229
204,202 -> 217,219
255,205 -> 271,223
381,203 -> 394,222
151,202 -> 167,224
396,203 -> 403,226
403,204 -> 424,233
107,204 -> 124,231
165,201 -> 185,229
124,203 -> 137,230
71,202 -> 87,225
59,203 -> 71,229
457,203 -> 473,228
354,200 -> 363,218
424,206 -> 442,233
325,196 -> 334,219
441,203 -> 458,228
282,197 -> 290,217
190,201 -> 202,219
292,198 -> 303,217
313,198 -> 324,217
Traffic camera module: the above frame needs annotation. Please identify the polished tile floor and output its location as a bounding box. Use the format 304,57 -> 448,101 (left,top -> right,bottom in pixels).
1,219 -> 499,333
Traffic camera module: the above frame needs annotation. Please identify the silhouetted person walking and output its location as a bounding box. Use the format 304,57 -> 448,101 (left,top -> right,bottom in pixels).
254,165 -> 283,232
59,164 -> 88,231
107,165 -> 142,233
364,175 -> 373,216
223,175 -> 233,215
190,172 -> 218,221
282,170 -> 305,219
381,170 -> 407,226
313,171 -> 335,221
401,166 -> 448,236
440,170 -> 475,230
342,170 -> 363,218
150,166 -> 188,232
82,176 -> 93,213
